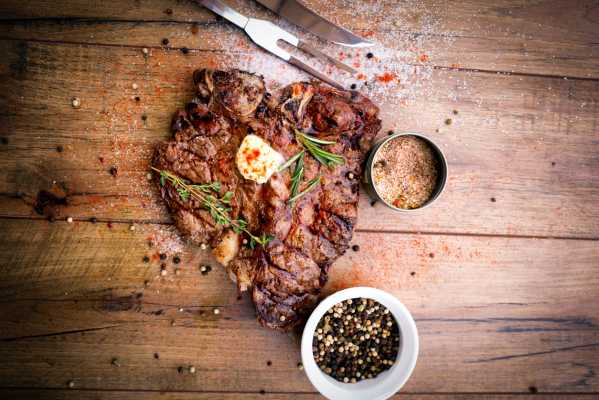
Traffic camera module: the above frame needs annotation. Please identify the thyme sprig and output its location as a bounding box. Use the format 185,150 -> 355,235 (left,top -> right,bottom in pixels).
152,167 -> 272,247
294,128 -> 345,168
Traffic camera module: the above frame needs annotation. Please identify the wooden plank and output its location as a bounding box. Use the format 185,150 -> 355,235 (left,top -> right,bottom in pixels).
0,0 -> 597,78
1,219 -> 598,393
1,40 -> 598,238
1,390 -> 597,400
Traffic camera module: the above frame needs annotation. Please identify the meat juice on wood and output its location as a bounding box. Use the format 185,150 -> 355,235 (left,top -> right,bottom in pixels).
372,136 -> 439,209
313,298 -> 400,383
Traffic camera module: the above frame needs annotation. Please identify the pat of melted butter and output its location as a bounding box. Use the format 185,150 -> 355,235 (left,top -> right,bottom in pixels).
236,134 -> 284,183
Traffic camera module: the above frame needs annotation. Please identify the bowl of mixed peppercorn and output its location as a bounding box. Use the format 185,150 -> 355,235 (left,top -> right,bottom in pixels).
301,287 -> 418,400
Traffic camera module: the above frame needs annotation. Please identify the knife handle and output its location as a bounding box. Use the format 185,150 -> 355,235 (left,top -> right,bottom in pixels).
289,56 -> 344,90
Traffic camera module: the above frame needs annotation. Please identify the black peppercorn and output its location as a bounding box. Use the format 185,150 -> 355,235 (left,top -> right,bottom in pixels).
529,386 -> 538,394
350,83 -> 357,90
173,255 -> 181,264
366,52 -> 373,59
56,145 -> 64,153
109,166 -> 118,177
312,298 -> 399,383
162,38 -> 170,46
143,256 -> 150,263
159,253 -> 167,260
352,245 -> 360,252
90,217 -> 98,223
180,47 -> 189,54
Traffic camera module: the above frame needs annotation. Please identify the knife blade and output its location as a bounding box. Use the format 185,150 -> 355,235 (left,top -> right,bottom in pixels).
256,0 -> 373,48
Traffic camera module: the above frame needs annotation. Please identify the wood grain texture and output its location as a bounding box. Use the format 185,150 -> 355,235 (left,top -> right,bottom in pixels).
1,1 -> 599,398
1,390 -> 597,400
1,219 -> 598,393
0,0 -> 598,78
0,40 -> 598,238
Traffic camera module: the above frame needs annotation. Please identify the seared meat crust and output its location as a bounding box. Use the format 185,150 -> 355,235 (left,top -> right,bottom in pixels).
153,69 -> 380,330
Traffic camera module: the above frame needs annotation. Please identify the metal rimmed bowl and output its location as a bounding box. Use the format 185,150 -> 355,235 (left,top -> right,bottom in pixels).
364,132 -> 448,212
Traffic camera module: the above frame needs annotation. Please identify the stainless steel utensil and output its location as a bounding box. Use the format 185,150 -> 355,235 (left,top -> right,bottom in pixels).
196,0 -> 352,89
256,0 -> 373,48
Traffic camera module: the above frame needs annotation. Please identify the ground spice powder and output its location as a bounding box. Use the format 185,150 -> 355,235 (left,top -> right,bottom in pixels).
372,136 -> 438,209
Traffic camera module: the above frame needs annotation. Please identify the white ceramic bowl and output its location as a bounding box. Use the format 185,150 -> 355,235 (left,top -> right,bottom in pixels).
301,287 -> 419,400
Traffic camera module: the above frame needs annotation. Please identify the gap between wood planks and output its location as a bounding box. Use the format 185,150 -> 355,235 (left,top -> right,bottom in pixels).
1,215 -> 598,242
0,34 -> 598,83
0,387 -> 598,396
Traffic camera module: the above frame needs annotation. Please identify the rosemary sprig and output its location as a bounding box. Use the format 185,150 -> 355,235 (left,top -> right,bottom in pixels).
294,128 -> 345,168
278,150 -> 304,172
288,175 -> 322,203
288,154 -> 304,204
152,167 -> 272,247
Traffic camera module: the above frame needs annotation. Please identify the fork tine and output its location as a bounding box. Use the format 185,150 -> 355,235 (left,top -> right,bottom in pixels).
288,56 -> 345,90
242,18 -> 345,90
297,40 -> 357,74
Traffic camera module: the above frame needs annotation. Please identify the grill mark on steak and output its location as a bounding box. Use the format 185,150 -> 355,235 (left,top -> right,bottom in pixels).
153,69 -> 381,331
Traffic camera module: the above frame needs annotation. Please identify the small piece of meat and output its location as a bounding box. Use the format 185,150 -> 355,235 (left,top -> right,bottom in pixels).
153,68 -> 381,331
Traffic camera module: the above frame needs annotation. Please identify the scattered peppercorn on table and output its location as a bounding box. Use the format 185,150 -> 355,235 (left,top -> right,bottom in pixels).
1,1 -> 599,399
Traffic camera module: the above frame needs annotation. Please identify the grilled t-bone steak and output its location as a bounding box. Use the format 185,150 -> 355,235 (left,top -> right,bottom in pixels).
153,69 -> 381,330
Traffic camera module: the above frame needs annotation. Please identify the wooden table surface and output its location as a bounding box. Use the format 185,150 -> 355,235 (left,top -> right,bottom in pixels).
1,1 -> 598,399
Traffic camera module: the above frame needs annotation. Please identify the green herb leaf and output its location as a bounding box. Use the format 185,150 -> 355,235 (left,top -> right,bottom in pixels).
288,175 -> 321,203
289,155 -> 304,203
278,150 -> 305,172
221,191 -> 233,204
150,167 -> 271,248
298,134 -> 336,145
177,187 -> 190,201
249,233 -> 274,249
295,129 -> 344,168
